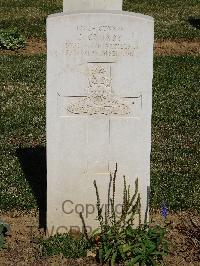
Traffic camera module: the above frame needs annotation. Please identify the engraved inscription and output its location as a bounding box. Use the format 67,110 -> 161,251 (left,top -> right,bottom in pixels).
77,25 -> 124,32
65,24 -> 137,58
66,64 -> 130,115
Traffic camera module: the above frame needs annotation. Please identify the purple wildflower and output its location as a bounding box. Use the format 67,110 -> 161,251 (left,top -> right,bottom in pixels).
161,203 -> 168,219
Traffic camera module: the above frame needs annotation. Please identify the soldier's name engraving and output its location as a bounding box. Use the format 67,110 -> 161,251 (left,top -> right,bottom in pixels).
65,24 -> 137,58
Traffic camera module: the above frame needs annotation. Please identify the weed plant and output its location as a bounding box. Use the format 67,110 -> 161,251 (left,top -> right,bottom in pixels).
41,165 -> 168,265
82,164 -> 168,266
0,28 -> 25,50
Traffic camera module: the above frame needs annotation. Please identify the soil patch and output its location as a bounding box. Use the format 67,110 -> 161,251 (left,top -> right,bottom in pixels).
0,211 -> 200,265
155,40 -> 200,56
0,39 -> 200,56
0,38 -> 46,56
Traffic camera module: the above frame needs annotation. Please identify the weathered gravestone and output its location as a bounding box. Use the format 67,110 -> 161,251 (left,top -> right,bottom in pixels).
47,0 -> 154,234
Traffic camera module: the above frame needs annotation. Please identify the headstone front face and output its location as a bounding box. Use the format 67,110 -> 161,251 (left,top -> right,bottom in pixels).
63,0 -> 123,12
47,10 -> 154,234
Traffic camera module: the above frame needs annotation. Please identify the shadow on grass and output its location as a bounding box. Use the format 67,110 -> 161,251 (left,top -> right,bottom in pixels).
188,16 -> 200,29
16,146 -> 46,229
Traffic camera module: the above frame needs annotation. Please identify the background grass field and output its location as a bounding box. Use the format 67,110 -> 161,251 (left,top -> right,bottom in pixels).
0,0 -> 200,40
0,0 -> 200,215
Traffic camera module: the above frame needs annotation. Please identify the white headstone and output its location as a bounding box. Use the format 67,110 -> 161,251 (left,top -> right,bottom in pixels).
63,0 -> 122,12
47,9 -> 154,234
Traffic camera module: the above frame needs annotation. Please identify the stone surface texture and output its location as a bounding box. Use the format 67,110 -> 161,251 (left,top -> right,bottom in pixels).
63,0 -> 122,12
47,10 -> 154,234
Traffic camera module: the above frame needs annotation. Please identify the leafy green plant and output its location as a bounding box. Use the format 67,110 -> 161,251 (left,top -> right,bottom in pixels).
0,28 -> 25,50
0,220 -> 10,250
41,233 -> 90,259
82,164 -> 168,265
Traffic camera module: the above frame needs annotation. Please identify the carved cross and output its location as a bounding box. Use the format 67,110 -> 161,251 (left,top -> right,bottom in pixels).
58,62 -> 142,174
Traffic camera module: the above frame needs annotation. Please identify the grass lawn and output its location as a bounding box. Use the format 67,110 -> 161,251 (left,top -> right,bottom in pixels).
0,0 -> 200,40
152,56 -> 199,211
0,55 -> 199,212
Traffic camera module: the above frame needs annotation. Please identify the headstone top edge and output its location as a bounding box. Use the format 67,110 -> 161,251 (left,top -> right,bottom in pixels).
47,10 -> 154,22
63,0 -> 122,12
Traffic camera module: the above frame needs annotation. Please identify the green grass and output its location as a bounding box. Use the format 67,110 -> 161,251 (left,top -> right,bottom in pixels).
0,55 -> 199,212
0,55 -> 45,210
152,56 -> 200,211
41,233 -> 90,258
0,0 -> 62,40
0,0 -> 199,40
123,0 -> 200,40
